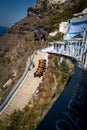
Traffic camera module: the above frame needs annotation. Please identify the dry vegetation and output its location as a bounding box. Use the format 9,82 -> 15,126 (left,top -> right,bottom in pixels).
0,54 -> 75,130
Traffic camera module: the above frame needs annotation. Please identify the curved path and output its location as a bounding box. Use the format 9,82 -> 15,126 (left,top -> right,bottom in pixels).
0,51 -> 47,119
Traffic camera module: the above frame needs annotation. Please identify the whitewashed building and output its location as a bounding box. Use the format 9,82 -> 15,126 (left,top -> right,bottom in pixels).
49,0 -> 66,4
59,22 -> 69,34
64,15 -> 87,40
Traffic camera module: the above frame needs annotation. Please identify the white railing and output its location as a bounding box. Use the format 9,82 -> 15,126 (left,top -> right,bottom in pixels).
44,41 -> 87,68
0,50 -> 38,113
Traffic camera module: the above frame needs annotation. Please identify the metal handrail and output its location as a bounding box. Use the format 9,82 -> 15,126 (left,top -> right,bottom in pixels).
0,50 -> 38,112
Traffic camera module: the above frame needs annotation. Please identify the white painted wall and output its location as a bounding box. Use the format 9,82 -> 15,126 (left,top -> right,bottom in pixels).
49,0 -> 66,4
59,22 -> 69,33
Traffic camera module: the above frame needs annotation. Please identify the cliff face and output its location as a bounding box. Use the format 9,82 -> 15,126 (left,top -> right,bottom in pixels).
0,0 -> 87,104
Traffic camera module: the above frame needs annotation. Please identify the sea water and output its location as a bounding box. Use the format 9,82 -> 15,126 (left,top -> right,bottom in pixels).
0,26 -> 8,36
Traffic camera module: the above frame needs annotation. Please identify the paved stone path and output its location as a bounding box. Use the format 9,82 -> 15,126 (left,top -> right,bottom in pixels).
0,51 -> 46,119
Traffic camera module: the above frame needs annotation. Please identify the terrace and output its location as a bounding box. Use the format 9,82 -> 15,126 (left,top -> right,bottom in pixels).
42,15 -> 87,69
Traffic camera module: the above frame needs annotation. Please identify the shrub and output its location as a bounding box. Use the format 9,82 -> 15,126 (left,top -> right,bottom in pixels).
54,57 -> 59,67
60,60 -> 70,73
35,119 -> 42,127
23,105 -> 29,112
9,110 -> 23,128
43,102 -> 50,109
53,71 -> 59,77
61,75 -> 69,87
29,124 -> 35,130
